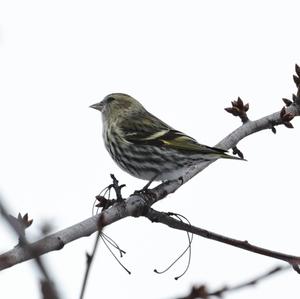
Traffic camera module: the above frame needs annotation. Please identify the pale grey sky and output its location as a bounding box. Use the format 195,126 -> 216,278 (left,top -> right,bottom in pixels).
0,1 -> 300,298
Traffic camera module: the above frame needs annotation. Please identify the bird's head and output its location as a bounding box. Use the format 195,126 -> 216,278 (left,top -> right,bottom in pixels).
90,93 -> 144,122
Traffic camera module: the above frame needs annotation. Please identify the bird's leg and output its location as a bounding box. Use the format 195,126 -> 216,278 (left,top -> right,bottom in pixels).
140,179 -> 154,191
134,174 -> 159,195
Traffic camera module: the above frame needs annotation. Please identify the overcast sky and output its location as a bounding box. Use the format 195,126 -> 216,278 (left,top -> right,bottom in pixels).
1,1 -> 300,298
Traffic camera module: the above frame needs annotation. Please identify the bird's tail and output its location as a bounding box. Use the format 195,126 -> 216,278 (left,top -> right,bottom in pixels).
219,152 -> 246,161
206,146 -> 247,161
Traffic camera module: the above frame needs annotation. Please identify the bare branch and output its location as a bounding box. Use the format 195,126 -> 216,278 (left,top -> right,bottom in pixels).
177,265 -> 289,299
0,195 -> 143,270
145,209 -> 300,266
1,66 -> 300,272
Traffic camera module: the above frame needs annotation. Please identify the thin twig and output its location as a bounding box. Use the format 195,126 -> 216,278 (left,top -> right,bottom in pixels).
154,213 -> 193,280
0,197 -> 60,299
177,264 -> 289,299
210,265 -> 289,296
79,215 -> 103,299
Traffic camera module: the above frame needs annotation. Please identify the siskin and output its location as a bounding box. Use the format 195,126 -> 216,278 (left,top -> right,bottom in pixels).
90,93 -> 242,183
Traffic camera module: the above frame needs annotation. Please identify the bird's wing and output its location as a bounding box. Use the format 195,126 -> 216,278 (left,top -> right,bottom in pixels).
119,111 -> 228,155
120,111 -> 171,142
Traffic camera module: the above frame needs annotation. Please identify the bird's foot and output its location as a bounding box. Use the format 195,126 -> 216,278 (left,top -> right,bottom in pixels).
132,187 -> 156,203
134,181 -> 152,195
133,174 -> 159,196
133,188 -> 155,198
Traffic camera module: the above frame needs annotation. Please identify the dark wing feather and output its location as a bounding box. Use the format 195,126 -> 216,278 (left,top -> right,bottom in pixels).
120,110 -> 171,144
119,110 -> 231,157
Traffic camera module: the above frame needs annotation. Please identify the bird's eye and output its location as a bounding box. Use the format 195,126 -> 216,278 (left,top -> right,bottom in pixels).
106,96 -> 115,103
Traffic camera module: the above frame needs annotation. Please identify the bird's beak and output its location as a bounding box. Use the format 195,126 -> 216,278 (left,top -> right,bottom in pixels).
89,102 -> 104,112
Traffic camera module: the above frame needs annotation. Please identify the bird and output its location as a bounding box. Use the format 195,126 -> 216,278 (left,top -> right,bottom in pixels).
90,93 -> 242,185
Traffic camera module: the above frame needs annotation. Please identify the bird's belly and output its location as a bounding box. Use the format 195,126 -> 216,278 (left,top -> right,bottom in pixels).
106,140 -> 197,181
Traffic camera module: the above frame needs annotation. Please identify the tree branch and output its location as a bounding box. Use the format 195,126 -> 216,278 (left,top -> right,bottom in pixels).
145,209 -> 300,266
177,264 -> 289,299
1,66 -> 300,272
